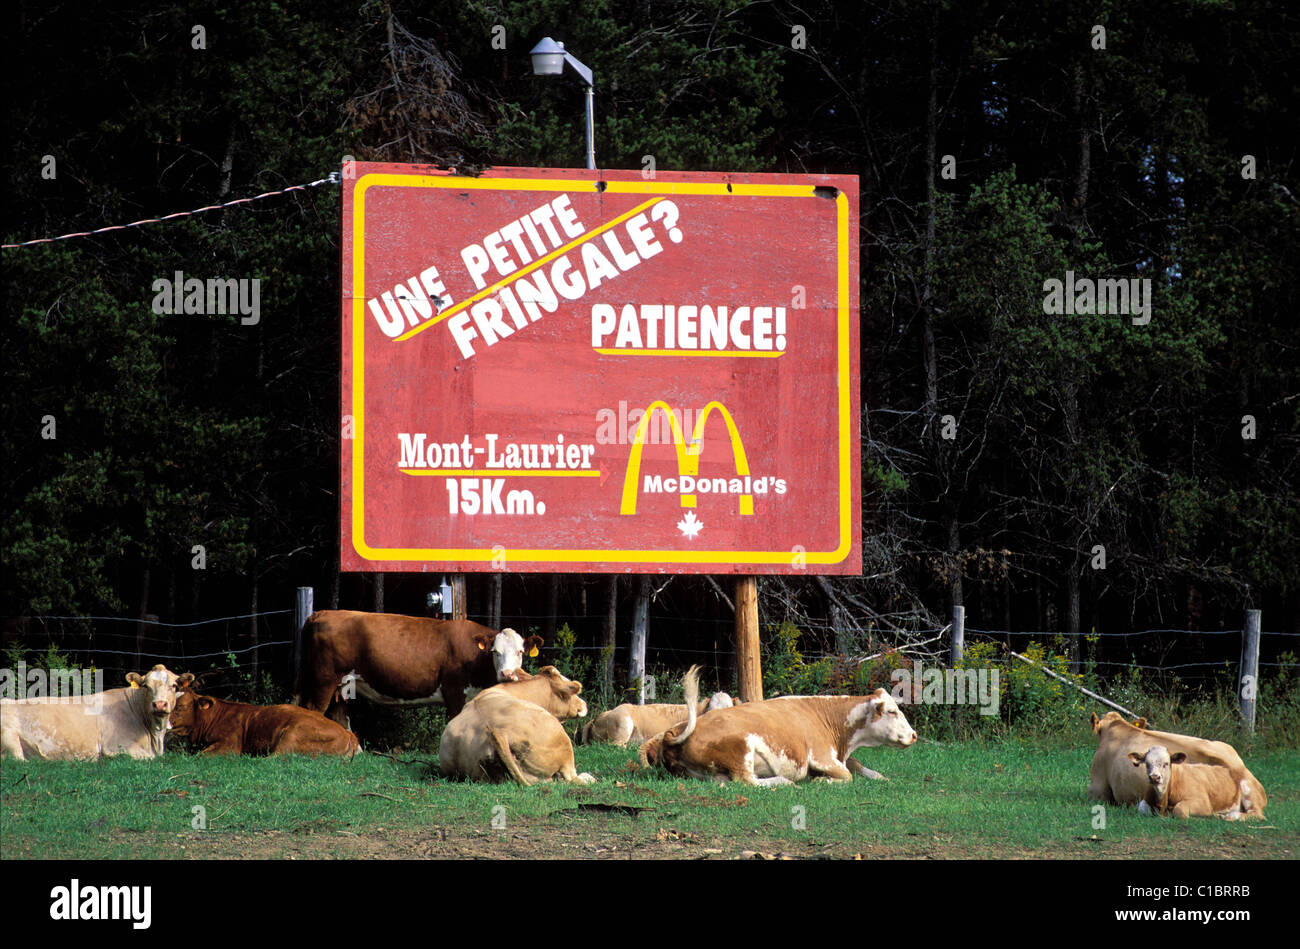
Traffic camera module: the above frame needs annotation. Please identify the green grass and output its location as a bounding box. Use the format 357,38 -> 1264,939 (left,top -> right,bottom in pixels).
3,739 -> 1297,859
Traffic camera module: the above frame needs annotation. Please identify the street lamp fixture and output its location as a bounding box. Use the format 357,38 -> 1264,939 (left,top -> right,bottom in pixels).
529,37 -> 595,170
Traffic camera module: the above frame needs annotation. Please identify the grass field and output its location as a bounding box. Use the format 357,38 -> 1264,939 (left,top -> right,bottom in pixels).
3,738 -> 1296,860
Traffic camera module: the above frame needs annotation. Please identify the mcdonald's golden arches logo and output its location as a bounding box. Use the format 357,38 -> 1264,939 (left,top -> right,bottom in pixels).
620,400 -> 754,516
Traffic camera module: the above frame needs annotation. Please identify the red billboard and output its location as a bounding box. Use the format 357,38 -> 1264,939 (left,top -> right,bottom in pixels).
341,164 -> 860,574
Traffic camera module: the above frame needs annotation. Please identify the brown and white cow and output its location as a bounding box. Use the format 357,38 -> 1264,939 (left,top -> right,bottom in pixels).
1,665 -> 193,761
295,610 -> 542,723
439,667 -> 592,785
1128,744 -> 1260,820
1087,711 -> 1266,816
580,691 -> 735,747
642,666 -> 917,786
170,691 -> 360,757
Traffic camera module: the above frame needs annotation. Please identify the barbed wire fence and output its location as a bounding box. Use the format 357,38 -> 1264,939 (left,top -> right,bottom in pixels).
1,610 -> 296,700
4,597 -> 1295,726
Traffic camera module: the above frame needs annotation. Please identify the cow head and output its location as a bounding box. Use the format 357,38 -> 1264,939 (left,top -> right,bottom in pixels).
125,665 -> 194,725
481,628 -> 544,682
534,666 -> 588,720
1129,745 -> 1184,802
848,688 -> 918,749
168,691 -> 215,736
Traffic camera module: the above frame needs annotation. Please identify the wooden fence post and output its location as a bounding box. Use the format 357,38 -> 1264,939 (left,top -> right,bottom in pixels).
630,576 -> 650,704
292,586 -> 313,702
950,604 -> 965,665
735,576 -> 762,702
1240,609 -> 1261,733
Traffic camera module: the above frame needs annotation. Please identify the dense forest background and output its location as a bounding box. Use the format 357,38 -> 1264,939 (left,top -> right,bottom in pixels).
4,0 -> 1297,691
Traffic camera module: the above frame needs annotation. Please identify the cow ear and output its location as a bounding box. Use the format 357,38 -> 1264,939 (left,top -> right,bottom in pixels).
539,666 -> 559,677
125,672 -> 143,688
1128,752 -> 1144,766
474,633 -> 493,651
1170,752 -> 1186,765
527,635 -> 543,657
1133,717 -> 1147,729
178,673 -> 195,690
197,698 -> 214,710
1090,713 -> 1099,730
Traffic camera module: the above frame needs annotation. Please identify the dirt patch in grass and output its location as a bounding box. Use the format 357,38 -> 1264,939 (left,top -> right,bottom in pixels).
64,812 -> 1290,861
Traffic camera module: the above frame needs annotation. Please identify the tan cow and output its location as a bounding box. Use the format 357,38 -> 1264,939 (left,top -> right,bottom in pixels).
1128,745 -> 1260,820
1,665 -> 193,760
169,692 -> 361,757
1087,712 -> 1265,817
438,667 -> 593,785
580,691 -> 735,747
641,666 -> 917,786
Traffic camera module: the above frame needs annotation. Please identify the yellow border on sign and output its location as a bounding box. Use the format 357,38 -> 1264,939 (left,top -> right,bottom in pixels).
349,174 -> 853,565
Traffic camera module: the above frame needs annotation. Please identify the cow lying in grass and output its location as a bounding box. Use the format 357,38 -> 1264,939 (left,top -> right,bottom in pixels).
1087,711 -> 1265,817
640,666 -> 917,786
580,691 -> 735,747
170,692 -> 360,758
1129,744 -> 1260,820
1,665 -> 193,760
438,666 -> 593,785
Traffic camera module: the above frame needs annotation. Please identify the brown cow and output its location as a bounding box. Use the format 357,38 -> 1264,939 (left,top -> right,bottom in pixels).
296,610 -> 542,723
439,667 -> 592,784
170,691 -> 360,757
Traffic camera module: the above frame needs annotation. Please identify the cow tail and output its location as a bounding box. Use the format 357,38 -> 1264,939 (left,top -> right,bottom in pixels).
638,732 -> 663,769
488,727 -> 536,786
666,665 -> 701,747
293,611 -> 318,706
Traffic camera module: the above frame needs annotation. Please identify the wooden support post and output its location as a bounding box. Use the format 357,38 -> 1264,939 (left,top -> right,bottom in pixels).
1240,609 -> 1261,734
450,574 -> 467,621
293,586 -> 314,699
735,576 -> 762,702
630,576 -> 650,704
489,573 -> 502,629
950,604 -> 965,665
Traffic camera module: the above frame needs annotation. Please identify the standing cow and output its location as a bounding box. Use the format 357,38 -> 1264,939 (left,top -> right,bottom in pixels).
295,610 -> 542,724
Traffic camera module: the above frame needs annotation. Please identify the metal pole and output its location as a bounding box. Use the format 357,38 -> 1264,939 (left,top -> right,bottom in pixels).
950,604 -> 965,665
1240,609 -> 1261,733
584,84 -> 595,170
293,586 -> 313,703
630,576 -> 650,703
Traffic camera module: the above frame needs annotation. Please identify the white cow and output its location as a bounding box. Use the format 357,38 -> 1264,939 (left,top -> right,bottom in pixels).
1,665 -> 194,760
